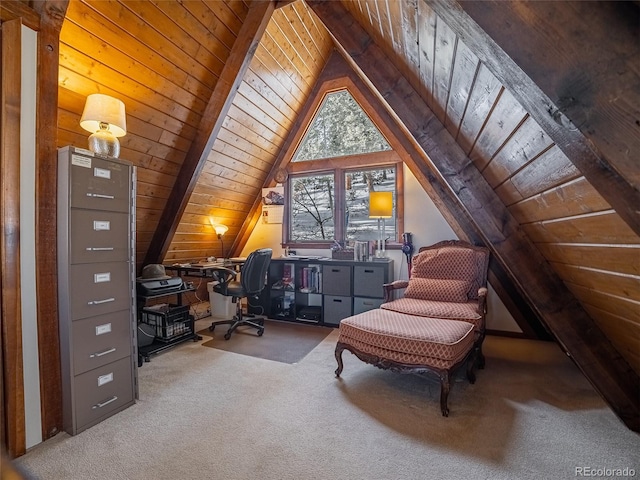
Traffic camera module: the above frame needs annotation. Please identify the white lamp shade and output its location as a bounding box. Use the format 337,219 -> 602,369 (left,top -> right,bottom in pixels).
80,94 -> 127,137
214,224 -> 229,236
369,191 -> 393,218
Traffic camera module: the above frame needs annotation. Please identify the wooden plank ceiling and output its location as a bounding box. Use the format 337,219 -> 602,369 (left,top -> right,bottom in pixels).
56,0 -> 638,427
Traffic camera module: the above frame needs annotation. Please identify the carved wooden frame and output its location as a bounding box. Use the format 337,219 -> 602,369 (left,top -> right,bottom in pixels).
334,341 -> 478,417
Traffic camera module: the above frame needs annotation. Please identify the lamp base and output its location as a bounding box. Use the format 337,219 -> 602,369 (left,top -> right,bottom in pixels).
88,130 -> 120,158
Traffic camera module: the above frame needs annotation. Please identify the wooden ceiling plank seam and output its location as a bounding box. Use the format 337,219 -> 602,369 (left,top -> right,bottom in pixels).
225,102 -> 287,149
252,50 -> 304,113
469,88 -> 529,170
550,263 -> 640,302
58,45 -> 205,127
275,7 -> 320,75
265,16 -> 316,91
85,0 -> 218,95
484,118 -> 556,189
445,39 -> 480,139
203,0 -> 246,38
170,0 -> 238,54
235,83 -> 293,135
431,16 -> 457,125
147,2 -> 233,80
243,67 -> 298,123
289,1 -> 332,66
210,139 -> 273,174
216,121 -> 280,159
432,0 -> 640,237
399,0 -> 420,85
143,0 -> 276,266
308,0 -> 640,431
417,0 -> 436,109
256,37 -> 307,101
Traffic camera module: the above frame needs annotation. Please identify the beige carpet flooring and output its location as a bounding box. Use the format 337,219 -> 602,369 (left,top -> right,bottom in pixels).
15,319 -> 640,480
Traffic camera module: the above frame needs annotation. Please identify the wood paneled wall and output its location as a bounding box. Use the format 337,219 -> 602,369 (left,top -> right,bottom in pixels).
165,1 -> 333,262
342,0 -> 640,374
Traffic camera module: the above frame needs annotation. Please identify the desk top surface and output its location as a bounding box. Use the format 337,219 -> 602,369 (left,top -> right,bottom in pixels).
166,258 -> 246,272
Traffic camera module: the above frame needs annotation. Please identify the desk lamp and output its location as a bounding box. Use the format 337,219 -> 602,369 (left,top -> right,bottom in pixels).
369,191 -> 393,258
80,94 -> 127,158
214,224 -> 229,259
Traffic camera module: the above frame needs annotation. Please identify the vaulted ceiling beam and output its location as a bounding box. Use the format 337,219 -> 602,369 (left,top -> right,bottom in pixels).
308,0 -> 639,432
431,0 -> 640,236
143,0 -> 275,266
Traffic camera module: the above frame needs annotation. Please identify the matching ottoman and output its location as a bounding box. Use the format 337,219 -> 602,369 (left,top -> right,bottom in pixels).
335,308 -> 478,416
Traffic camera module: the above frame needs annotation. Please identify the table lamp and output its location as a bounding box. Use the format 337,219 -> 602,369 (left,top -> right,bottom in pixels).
369,191 -> 393,258
80,93 -> 127,158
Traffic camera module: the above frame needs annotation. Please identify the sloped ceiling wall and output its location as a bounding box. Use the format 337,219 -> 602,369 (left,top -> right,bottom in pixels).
55,0 -> 638,427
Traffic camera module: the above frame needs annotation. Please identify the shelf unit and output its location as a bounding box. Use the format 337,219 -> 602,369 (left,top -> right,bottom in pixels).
266,258 -> 393,327
136,286 -> 200,365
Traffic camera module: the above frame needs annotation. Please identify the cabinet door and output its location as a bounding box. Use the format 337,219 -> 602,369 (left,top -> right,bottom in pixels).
322,265 -> 352,296
353,266 -> 385,298
323,295 -> 352,326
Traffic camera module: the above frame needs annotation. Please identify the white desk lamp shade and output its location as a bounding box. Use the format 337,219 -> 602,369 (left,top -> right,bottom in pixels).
80,94 -> 127,157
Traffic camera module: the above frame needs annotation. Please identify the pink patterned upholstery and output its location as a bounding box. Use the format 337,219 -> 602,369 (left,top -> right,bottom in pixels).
335,240 -> 490,417
381,298 -> 482,329
339,309 -> 474,369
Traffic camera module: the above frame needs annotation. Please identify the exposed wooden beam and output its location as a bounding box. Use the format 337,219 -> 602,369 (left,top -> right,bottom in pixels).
308,0 -> 640,432
33,0 -> 68,443
1,17 -> 26,458
143,0 -> 276,266
430,0 -> 640,237
1,1 -> 40,30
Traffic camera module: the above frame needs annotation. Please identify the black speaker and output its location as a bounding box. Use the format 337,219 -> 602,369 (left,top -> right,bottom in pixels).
401,232 -> 414,256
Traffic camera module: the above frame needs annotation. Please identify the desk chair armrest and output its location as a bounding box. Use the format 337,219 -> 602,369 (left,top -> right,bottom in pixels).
212,267 -> 238,286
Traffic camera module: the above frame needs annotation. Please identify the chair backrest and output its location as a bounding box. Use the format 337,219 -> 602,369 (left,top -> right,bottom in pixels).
240,248 -> 273,296
407,240 -> 489,301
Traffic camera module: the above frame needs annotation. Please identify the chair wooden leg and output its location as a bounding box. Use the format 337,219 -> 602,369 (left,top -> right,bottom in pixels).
439,370 -> 450,417
335,344 -> 345,377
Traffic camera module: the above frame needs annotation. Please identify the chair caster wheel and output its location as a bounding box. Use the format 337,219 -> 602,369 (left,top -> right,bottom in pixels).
209,325 -> 215,332
257,329 -> 264,337
224,332 -> 232,340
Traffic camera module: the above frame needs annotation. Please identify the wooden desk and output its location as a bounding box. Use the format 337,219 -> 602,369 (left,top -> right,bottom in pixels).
165,258 -> 245,279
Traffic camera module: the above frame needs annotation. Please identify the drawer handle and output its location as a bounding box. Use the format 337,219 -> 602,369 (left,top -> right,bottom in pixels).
364,269 -> 374,273
88,297 -> 115,305
92,396 -> 118,410
331,269 -> 340,273
86,247 -> 115,251
332,299 -> 343,303
87,193 -> 115,199
89,347 -> 116,359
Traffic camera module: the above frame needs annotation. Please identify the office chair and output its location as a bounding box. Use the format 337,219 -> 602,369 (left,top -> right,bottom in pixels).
208,248 -> 272,340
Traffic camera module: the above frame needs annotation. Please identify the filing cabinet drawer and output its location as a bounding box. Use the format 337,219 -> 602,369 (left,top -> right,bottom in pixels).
323,295 -> 352,326
353,266 -> 386,298
322,265 -> 352,296
72,311 -> 133,375
69,262 -> 131,320
353,297 -> 384,315
70,209 -> 129,264
70,154 -> 131,212
73,356 -> 134,431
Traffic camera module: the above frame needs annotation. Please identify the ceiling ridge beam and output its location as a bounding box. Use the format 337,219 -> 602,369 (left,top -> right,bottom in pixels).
307,0 -> 639,432
143,0 -> 276,266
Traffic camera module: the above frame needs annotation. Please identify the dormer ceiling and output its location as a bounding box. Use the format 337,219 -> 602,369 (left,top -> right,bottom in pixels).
51,0 -> 639,430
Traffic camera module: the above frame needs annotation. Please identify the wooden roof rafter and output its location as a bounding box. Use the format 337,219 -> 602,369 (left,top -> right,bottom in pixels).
307,0 -> 640,432
143,0 -> 276,266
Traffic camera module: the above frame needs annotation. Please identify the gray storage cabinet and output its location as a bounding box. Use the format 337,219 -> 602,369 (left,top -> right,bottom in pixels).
267,258 -> 393,327
57,146 -> 137,435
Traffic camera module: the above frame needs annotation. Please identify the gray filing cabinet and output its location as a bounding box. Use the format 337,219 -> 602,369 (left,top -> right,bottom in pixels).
57,146 -> 137,435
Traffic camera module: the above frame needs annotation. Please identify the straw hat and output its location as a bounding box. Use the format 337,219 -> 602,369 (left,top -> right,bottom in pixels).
137,264 -> 171,281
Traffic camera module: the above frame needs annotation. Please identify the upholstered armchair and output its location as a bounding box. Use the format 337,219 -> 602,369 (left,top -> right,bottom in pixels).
381,240 -> 490,366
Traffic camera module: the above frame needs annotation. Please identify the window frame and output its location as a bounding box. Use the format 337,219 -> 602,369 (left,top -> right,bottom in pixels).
283,151 -> 404,249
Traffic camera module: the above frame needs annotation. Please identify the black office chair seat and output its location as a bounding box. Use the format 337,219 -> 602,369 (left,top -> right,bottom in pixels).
209,248 -> 272,340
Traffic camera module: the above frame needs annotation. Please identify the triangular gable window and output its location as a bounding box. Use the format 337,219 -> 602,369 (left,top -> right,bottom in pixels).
292,89 -> 391,162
